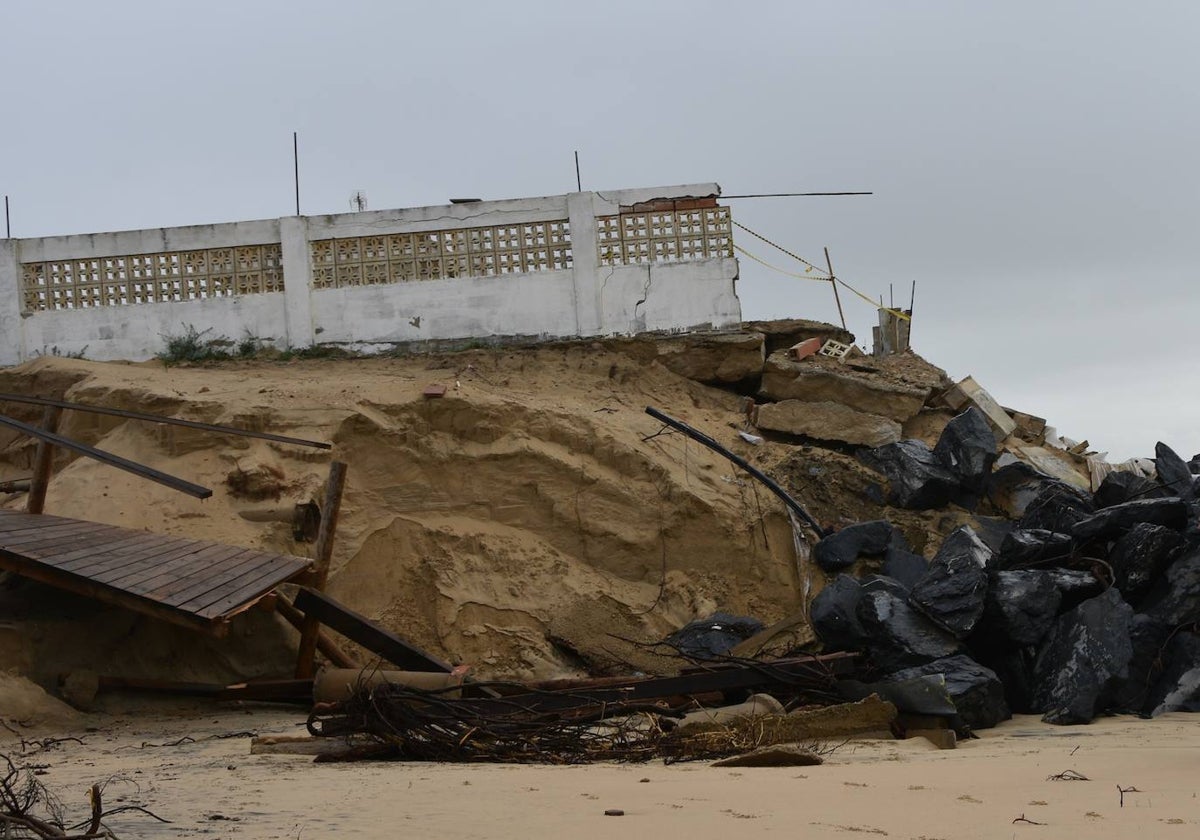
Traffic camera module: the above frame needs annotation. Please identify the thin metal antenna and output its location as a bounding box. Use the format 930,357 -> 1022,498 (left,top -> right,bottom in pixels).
293,132 -> 301,215
574,151 -> 582,192
4,196 -> 9,238
723,191 -> 873,199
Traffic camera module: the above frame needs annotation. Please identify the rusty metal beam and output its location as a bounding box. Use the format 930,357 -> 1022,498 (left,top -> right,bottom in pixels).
0,412 -> 211,499
0,393 -> 331,449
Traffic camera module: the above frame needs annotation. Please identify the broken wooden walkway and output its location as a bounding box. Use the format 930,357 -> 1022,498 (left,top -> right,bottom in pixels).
0,510 -> 312,636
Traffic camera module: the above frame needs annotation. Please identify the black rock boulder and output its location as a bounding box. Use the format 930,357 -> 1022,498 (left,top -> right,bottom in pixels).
1032,588 -> 1134,725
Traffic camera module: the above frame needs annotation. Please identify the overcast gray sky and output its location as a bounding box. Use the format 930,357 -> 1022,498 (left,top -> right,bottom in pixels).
3,1 -> 1197,461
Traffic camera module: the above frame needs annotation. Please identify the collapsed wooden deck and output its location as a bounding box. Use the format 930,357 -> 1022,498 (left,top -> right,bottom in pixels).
0,510 -> 312,636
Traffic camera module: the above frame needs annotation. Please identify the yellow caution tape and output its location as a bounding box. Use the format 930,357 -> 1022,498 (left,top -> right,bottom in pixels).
732,222 -> 911,322
834,277 -> 912,322
733,244 -> 829,282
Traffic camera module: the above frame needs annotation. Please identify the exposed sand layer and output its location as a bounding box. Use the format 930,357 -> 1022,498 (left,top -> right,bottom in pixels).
4,709 -> 1196,839
0,344 -> 956,687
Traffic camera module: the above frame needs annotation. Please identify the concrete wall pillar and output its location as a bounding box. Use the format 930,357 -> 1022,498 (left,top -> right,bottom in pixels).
0,240 -> 24,365
566,192 -> 600,336
279,216 -> 315,348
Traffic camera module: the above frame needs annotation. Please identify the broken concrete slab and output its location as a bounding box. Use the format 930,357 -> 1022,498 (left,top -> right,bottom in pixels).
759,351 -> 929,421
755,399 -> 902,447
939,376 -> 1016,440
783,694 -> 898,739
905,728 -> 956,749
1004,441 -> 1092,492
651,331 -> 767,386
901,407 -> 958,447
743,318 -> 855,356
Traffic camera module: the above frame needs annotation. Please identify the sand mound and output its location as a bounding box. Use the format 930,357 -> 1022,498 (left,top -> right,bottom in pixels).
0,671 -> 82,729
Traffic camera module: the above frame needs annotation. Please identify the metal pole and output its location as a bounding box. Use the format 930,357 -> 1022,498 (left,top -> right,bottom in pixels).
825,247 -> 847,331
293,132 -> 300,216
574,150 -> 581,192
0,412 -> 211,499
4,195 -> 9,238
0,392 -> 330,449
722,192 -> 873,198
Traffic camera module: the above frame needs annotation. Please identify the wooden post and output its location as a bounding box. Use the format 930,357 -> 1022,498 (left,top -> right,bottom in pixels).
295,460 -> 347,678
276,594 -> 358,668
26,406 -> 63,514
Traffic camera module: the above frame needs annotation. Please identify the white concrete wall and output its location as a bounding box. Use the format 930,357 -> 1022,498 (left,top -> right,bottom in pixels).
0,241 -> 22,366
599,258 -> 742,335
15,219 -> 281,263
313,270 -> 579,346
21,294 -> 287,361
1,184 -> 740,364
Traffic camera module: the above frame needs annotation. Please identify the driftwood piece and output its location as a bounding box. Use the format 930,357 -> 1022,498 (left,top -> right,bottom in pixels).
712,745 -> 825,767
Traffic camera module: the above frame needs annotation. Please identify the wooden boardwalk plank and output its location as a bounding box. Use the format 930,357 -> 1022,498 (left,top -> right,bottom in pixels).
87,537 -> 229,583
0,520 -> 115,549
156,550 -> 276,606
100,542 -> 235,590
54,533 -> 184,574
189,561 -> 308,617
129,546 -> 256,600
0,511 -> 310,634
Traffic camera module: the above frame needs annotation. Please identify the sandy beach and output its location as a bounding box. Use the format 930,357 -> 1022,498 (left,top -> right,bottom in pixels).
3,709 -> 1196,840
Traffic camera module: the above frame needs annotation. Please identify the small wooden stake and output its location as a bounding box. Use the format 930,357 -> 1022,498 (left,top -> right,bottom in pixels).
825,246 -> 847,331
295,460 -> 347,678
26,405 -> 62,514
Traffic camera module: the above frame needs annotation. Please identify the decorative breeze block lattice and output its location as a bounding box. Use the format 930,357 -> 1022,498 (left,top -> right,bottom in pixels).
597,206 -> 733,266
309,220 -> 573,289
817,339 -> 854,360
20,244 -> 283,311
